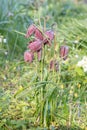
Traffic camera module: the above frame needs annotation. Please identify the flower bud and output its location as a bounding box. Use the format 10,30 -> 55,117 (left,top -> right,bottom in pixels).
60,45 -> 69,60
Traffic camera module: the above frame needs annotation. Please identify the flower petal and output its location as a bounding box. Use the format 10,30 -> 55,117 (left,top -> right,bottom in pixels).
35,29 -> 43,40
25,24 -> 36,38
45,30 -> 54,41
60,45 -> 69,60
37,49 -> 42,61
43,30 -> 54,46
24,51 -> 34,62
28,40 -> 42,52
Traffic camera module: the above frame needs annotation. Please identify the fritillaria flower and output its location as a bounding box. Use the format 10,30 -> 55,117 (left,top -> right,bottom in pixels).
60,45 -> 69,60
24,51 -> 34,62
25,24 -> 36,38
43,30 -> 54,46
45,30 -> 54,41
35,29 -> 43,40
28,39 -> 42,52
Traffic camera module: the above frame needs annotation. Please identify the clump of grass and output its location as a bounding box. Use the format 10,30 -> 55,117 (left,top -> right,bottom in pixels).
58,19 -> 87,51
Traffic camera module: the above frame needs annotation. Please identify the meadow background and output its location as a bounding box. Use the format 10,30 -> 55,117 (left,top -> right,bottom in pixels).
0,0 -> 87,130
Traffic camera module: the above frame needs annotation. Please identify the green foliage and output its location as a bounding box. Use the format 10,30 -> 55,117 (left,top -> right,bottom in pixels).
58,19 -> 87,51
0,0 -> 35,60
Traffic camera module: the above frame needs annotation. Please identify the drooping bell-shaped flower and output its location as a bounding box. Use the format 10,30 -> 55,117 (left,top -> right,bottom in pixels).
60,45 -> 69,60
24,51 -> 34,62
25,24 -> 36,38
28,39 -> 42,52
35,29 -> 43,40
43,30 -> 54,46
45,30 -> 54,40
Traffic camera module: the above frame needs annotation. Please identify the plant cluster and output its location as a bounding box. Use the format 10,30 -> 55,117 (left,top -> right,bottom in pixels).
24,24 -> 54,62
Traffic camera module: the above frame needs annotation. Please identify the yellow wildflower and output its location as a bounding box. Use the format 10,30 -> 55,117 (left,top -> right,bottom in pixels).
60,84 -> 64,89
74,93 -> 78,98
69,90 -> 73,94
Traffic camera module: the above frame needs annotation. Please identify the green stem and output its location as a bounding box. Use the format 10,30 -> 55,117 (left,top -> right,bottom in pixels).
13,30 -> 25,36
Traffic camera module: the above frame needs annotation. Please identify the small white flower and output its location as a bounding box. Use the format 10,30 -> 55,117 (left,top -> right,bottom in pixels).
75,55 -> 79,58
3,39 -> 7,43
77,56 -> 87,72
5,51 -> 8,55
83,56 -> 87,62
84,67 -> 87,72
77,61 -> 82,67
74,40 -> 79,44
4,76 -> 7,80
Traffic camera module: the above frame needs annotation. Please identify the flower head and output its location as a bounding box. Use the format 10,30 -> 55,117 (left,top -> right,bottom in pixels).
60,45 -> 69,60
45,30 -> 54,41
35,29 -> 43,40
25,24 -> 36,38
24,51 -> 34,62
43,30 -> 54,46
77,56 -> 87,72
28,39 -> 42,52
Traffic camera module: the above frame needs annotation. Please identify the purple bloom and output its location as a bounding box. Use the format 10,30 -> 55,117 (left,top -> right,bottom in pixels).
43,30 -> 54,46
25,24 -> 36,38
28,39 -> 42,52
24,51 -> 34,62
24,24 -> 55,63
45,30 -> 54,41
35,29 -> 43,40
60,45 -> 69,60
